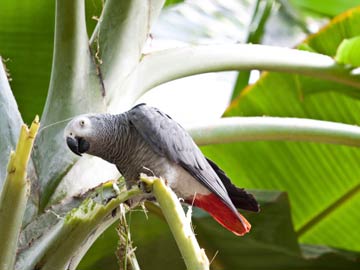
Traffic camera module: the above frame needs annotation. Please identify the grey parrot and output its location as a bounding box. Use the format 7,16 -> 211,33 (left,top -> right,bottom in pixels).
64,104 -> 259,236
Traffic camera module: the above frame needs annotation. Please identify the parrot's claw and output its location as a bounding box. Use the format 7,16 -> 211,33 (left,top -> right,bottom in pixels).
138,180 -> 152,194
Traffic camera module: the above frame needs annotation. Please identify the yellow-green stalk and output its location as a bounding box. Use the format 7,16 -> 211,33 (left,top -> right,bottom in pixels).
141,174 -> 210,270
0,116 -> 40,269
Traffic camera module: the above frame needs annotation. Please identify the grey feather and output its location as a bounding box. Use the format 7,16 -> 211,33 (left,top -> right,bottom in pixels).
127,104 -> 242,215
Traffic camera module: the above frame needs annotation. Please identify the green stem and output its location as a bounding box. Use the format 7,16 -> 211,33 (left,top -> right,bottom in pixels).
42,0 -> 104,126
0,117 -> 39,270
35,0 -> 106,211
187,117 -> 360,147
136,44 -> 360,100
141,175 -> 209,270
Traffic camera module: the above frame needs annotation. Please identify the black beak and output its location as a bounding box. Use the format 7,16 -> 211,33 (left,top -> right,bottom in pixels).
66,136 -> 90,156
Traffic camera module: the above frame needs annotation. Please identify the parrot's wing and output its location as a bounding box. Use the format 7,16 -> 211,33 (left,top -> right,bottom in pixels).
128,104 -> 238,212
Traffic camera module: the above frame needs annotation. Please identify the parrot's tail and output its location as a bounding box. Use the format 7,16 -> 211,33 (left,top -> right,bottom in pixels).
191,193 -> 251,236
206,158 -> 260,212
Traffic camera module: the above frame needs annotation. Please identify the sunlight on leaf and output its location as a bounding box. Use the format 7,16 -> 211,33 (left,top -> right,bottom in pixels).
335,36 -> 360,66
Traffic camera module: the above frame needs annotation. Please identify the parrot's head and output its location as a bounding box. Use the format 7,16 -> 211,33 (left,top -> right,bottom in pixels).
64,114 -> 105,156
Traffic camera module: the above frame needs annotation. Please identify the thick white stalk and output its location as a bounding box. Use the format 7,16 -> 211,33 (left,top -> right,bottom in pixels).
187,117 -> 360,147
136,44 -> 360,100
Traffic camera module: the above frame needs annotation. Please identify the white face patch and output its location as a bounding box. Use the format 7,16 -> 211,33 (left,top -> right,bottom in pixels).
64,114 -> 93,140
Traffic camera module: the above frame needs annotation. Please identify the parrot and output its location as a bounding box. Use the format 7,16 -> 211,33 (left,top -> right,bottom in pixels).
64,103 -> 259,236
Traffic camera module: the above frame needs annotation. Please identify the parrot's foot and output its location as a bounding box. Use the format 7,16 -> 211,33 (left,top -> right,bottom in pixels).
122,182 -> 153,209
138,180 -> 153,194
125,194 -> 154,209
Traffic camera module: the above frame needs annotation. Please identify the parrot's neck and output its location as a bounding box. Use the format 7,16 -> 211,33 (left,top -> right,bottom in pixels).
89,114 -> 151,179
97,114 -> 131,162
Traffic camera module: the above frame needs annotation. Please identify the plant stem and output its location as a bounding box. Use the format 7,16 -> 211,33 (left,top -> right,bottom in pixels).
141,174 -> 210,270
36,0 -> 106,212
187,117 -> 360,147
90,0 -> 165,103
0,116 -> 39,270
136,44 -> 360,100
42,0 -> 104,126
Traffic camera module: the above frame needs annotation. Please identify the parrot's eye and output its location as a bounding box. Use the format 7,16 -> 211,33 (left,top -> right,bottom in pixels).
79,120 -> 85,127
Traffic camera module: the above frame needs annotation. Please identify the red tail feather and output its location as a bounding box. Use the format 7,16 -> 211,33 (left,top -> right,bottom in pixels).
191,193 -> 251,236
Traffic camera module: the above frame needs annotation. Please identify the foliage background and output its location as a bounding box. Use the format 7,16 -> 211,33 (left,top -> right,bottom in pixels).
1,0 -> 360,269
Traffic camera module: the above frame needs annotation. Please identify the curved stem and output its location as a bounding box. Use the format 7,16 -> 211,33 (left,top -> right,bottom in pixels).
136,44 -> 360,100
187,117 -> 360,147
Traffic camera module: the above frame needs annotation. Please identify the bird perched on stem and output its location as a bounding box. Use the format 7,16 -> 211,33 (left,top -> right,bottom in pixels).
64,103 -> 259,236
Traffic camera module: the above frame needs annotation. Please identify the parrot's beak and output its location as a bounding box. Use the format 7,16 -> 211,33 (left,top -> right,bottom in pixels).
66,136 -> 90,156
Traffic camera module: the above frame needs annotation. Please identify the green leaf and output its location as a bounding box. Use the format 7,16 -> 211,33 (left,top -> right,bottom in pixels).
301,7 -> 360,56
201,7 -> 360,252
164,0 -> 183,7
194,191 -> 360,269
289,0 -> 360,17
0,0 -> 54,124
335,36 -> 360,66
